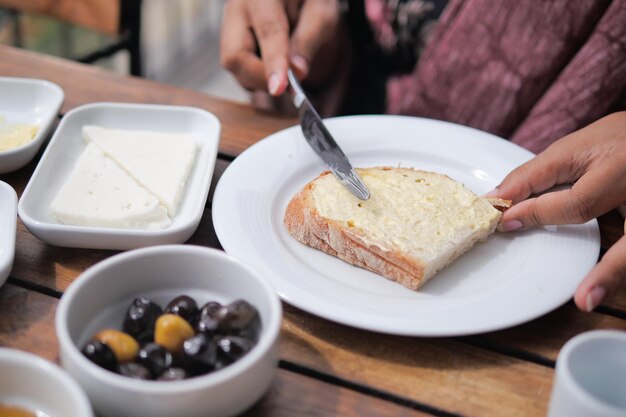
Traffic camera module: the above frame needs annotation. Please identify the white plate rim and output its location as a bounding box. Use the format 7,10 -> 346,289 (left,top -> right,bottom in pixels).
212,115 -> 601,336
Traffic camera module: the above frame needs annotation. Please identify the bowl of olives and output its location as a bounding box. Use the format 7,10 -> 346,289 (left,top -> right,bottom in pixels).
55,245 -> 282,417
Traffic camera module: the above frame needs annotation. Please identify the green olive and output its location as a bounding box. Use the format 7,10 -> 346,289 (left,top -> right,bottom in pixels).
94,329 -> 140,363
155,314 -> 194,354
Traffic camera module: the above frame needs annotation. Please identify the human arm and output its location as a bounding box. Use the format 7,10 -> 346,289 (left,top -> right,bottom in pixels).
489,112 -> 626,311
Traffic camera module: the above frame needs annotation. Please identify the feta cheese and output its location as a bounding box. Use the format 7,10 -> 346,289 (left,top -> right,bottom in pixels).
50,143 -> 171,230
83,125 -> 198,216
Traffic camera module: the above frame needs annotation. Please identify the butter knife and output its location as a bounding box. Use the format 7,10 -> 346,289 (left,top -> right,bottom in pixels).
287,69 -> 370,200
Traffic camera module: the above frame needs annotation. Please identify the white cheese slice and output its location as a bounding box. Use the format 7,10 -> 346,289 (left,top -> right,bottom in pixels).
83,125 -> 198,216
50,143 -> 171,230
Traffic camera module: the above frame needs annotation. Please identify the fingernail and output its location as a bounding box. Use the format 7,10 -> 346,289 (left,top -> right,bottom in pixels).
290,55 -> 309,75
268,73 -> 281,95
501,219 -> 523,232
585,286 -> 606,312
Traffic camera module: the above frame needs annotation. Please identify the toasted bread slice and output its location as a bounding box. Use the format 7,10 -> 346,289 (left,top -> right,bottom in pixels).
284,167 -> 510,290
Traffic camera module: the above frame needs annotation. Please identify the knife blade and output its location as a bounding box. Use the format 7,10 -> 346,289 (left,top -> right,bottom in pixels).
287,69 -> 370,200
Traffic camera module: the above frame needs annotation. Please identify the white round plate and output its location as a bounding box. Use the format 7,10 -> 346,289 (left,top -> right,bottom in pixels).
212,115 -> 600,336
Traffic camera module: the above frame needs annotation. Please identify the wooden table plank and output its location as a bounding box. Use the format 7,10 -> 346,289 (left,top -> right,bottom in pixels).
0,286 -> 429,417
246,370 -> 432,417
0,284 -> 59,362
482,303 -> 626,363
2,282 -> 556,417
1,263 -> 566,417
281,305 -> 553,417
0,45 -> 297,157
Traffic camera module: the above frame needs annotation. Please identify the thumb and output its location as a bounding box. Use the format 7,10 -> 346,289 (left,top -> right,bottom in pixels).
289,0 -> 340,79
574,230 -> 626,312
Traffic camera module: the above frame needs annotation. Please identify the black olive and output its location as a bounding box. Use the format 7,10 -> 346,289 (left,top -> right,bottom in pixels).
195,302 -> 222,335
195,313 -> 219,335
238,315 -> 262,343
200,301 -> 223,316
135,330 -> 155,346
216,335 -> 253,364
225,299 -> 259,331
137,342 -> 173,377
158,367 -> 188,381
119,362 -> 152,380
214,300 -> 259,334
81,340 -> 118,372
123,297 -> 162,339
164,295 -> 198,324
181,333 -> 218,373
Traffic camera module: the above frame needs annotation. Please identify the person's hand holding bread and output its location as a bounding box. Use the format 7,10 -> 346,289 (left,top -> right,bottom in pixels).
490,112 -> 626,312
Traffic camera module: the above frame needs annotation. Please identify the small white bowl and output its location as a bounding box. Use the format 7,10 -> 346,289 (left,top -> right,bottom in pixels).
0,348 -> 93,417
0,181 -> 17,288
18,102 -> 220,250
0,77 -> 64,174
56,245 -> 282,417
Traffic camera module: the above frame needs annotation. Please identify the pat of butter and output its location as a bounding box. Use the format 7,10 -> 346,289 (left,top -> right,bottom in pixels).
0,116 -> 39,151
83,126 -> 198,217
50,143 -> 171,230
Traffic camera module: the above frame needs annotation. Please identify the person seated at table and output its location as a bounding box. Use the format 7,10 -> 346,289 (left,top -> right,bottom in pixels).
220,0 -> 626,154
220,0 -> 626,312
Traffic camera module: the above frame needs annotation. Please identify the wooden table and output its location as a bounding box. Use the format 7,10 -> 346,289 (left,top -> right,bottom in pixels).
1,45 -> 625,417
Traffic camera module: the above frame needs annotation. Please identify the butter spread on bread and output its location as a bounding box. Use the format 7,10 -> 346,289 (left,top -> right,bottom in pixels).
284,167 -> 510,290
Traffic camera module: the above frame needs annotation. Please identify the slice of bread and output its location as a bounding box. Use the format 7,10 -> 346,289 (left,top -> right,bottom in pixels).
284,167 -> 510,290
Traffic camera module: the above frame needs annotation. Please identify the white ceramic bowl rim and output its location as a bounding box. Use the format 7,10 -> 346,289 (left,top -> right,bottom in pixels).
56,245 -> 282,394
557,330 -> 626,413
0,76 -> 64,155
0,348 -> 93,415
0,181 -> 17,287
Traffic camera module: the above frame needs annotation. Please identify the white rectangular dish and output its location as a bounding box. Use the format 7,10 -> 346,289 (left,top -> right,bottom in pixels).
0,77 -> 64,174
18,103 -> 220,250
0,181 -> 17,288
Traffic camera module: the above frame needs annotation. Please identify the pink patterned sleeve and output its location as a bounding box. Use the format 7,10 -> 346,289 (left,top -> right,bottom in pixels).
510,0 -> 626,152
386,0 -> 626,153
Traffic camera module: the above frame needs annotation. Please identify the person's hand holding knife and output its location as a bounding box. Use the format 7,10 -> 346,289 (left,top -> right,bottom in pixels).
220,0 -> 342,96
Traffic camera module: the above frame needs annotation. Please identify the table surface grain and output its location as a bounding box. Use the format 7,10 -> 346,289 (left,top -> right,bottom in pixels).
1,45 -> 625,417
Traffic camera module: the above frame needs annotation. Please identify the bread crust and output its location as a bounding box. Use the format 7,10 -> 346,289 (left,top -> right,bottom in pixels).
284,169 -> 508,290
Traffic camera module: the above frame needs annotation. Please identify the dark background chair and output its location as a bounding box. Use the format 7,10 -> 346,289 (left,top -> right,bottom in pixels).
0,0 -> 142,76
